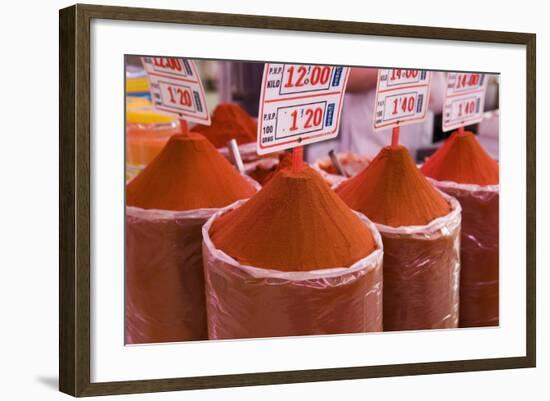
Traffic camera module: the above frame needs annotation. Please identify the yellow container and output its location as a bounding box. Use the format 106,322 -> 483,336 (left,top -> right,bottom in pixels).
125,107 -> 181,181
126,66 -> 150,97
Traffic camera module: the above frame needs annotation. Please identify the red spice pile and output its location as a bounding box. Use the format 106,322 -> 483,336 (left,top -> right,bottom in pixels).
126,132 -> 256,211
192,103 -> 257,148
336,145 -> 450,227
210,166 -> 376,271
421,130 -> 499,185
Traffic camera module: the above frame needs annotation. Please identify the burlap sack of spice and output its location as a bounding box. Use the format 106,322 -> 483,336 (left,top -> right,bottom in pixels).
125,133 -> 259,344
202,167 -> 383,340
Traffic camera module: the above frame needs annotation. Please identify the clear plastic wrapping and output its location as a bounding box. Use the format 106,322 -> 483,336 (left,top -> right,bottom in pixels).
202,200 -> 384,340
428,178 -> 499,327
375,194 -> 462,331
125,206 -> 215,344
125,177 -> 260,344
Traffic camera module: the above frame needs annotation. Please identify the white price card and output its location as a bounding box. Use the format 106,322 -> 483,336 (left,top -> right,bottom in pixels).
373,69 -> 432,130
257,63 -> 350,155
442,72 -> 488,132
141,57 -> 211,125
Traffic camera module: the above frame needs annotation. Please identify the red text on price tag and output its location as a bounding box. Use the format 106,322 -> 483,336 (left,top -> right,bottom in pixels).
141,57 -> 211,125
257,64 -> 350,155
442,72 -> 487,132
373,69 -> 431,130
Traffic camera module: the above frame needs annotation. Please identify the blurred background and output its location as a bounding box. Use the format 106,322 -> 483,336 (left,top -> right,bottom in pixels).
125,57 -> 499,182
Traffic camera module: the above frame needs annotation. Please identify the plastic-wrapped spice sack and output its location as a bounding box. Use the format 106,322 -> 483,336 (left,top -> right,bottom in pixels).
337,145 -> 461,331
125,132 -> 258,344
203,167 -> 383,340
422,131 -> 499,327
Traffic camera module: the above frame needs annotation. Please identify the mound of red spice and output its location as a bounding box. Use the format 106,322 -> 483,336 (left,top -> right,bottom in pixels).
421,130 -> 499,185
337,145 -> 450,227
191,103 -> 257,148
210,166 -> 377,271
126,132 -> 256,211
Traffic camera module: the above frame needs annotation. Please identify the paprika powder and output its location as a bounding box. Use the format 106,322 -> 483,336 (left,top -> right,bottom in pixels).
125,132 -> 257,344
422,130 -> 499,327
337,145 -> 461,331
191,103 -> 257,148
203,166 -> 383,339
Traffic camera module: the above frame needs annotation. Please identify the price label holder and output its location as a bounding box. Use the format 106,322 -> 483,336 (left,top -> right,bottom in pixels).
257,64 -> 350,156
442,72 -> 488,132
373,69 -> 432,131
141,56 -> 211,126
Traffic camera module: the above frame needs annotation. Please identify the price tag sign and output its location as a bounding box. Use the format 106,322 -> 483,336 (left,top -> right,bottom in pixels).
373,69 -> 432,130
442,72 -> 488,132
141,56 -> 211,125
257,63 -> 350,155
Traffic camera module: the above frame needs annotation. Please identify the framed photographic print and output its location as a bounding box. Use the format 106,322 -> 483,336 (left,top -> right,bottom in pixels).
59,3 -> 536,397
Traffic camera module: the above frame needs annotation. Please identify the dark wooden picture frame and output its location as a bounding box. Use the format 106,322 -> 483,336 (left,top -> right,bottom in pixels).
59,3 -> 536,397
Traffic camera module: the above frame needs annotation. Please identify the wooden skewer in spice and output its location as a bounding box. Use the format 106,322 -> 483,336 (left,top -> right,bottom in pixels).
328,150 -> 349,177
227,138 -> 245,174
